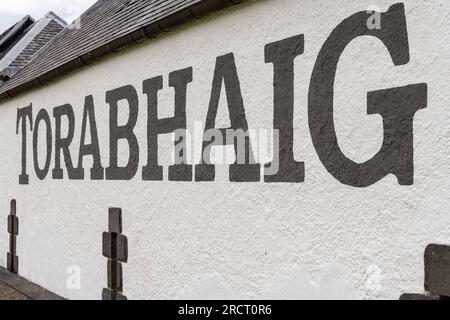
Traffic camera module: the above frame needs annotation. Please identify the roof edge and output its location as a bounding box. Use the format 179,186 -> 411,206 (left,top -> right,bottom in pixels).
0,0 -> 244,102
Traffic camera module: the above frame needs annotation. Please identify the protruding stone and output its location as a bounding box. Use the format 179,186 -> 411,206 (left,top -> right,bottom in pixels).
107,260 -> 123,290
102,288 -> 127,300
400,293 -> 440,300
10,199 -> 16,216
108,208 -> 122,233
102,232 -> 114,259
7,253 -> 18,275
9,236 -> 16,254
8,215 -> 19,235
424,244 -> 450,297
116,234 -> 128,263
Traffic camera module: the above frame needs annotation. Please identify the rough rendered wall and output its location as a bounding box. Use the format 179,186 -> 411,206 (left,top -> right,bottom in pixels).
0,0 -> 450,299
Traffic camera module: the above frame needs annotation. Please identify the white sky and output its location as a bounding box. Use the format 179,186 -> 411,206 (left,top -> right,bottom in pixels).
0,0 -> 97,33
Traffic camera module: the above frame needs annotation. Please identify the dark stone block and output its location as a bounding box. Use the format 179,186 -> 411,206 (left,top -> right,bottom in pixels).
10,200 -> 16,216
9,236 -> 16,253
424,244 -> 450,297
8,216 -> 19,235
107,260 -> 123,290
6,253 -> 12,272
115,291 -> 127,300
7,253 -> 18,274
117,234 -> 128,263
103,233 -> 127,261
7,216 -> 13,234
400,293 -> 440,300
102,288 -> 112,300
108,208 -> 122,233
102,288 -> 127,301
102,232 -> 114,259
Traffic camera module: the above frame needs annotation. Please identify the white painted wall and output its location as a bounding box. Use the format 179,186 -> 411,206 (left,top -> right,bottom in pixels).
0,0 -> 449,300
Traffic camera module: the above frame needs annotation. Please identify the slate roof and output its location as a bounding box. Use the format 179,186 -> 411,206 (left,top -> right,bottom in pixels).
0,0 -> 242,100
9,20 -> 65,70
